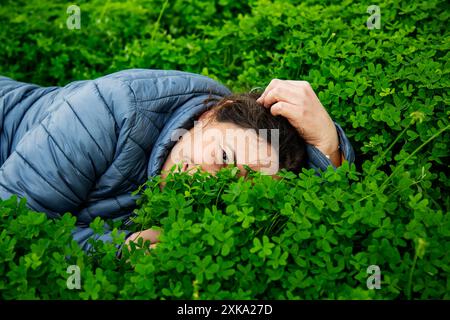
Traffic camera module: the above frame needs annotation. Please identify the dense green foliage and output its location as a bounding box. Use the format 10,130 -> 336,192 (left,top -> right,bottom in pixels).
1,164 -> 448,299
0,0 -> 449,299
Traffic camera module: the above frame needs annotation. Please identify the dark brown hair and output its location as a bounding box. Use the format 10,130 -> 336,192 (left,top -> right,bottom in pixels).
202,92 -> 306,174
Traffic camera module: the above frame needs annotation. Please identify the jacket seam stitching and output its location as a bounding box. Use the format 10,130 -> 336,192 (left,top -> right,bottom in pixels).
40,122 -> 94,184
135,107 -> 170,114
128,136 -> 146,154
92,81 -> 118,128
111,161 -> 139,189
14,150 -> 80,206
135,91 -> 214,103
135,108 -> 164,131
64,98 -> 109,164
2,85 -> 40,155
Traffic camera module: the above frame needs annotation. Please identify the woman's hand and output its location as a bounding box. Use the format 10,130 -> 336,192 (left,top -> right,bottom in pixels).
124,228 -> 161,251
256,79 -> 342,167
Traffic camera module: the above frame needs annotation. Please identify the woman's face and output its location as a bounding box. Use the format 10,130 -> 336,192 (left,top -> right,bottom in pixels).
160,111 -> 280,180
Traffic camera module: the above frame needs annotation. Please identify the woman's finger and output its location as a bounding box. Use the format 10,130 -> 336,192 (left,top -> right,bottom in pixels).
257,79 -> 312,105
256,78 -> 283,102
269,101 -> 305,129
258,83 -> 304,108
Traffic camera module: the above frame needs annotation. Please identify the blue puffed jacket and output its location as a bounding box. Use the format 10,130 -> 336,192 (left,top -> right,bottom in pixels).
0,69 -> 355,253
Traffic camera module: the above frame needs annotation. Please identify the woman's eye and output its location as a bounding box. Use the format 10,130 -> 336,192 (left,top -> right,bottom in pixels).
222,150 -> 229,164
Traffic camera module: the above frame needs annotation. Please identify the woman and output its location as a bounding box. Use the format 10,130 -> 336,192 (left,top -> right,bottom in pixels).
0,69 -> 354,254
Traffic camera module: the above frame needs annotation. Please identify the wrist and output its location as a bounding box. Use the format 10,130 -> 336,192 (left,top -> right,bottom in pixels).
315,136 -> 342,167
315,139 -> 339,157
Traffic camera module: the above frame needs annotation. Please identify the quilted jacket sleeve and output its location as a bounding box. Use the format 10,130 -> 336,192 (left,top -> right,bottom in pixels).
0,77 -> 133,253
